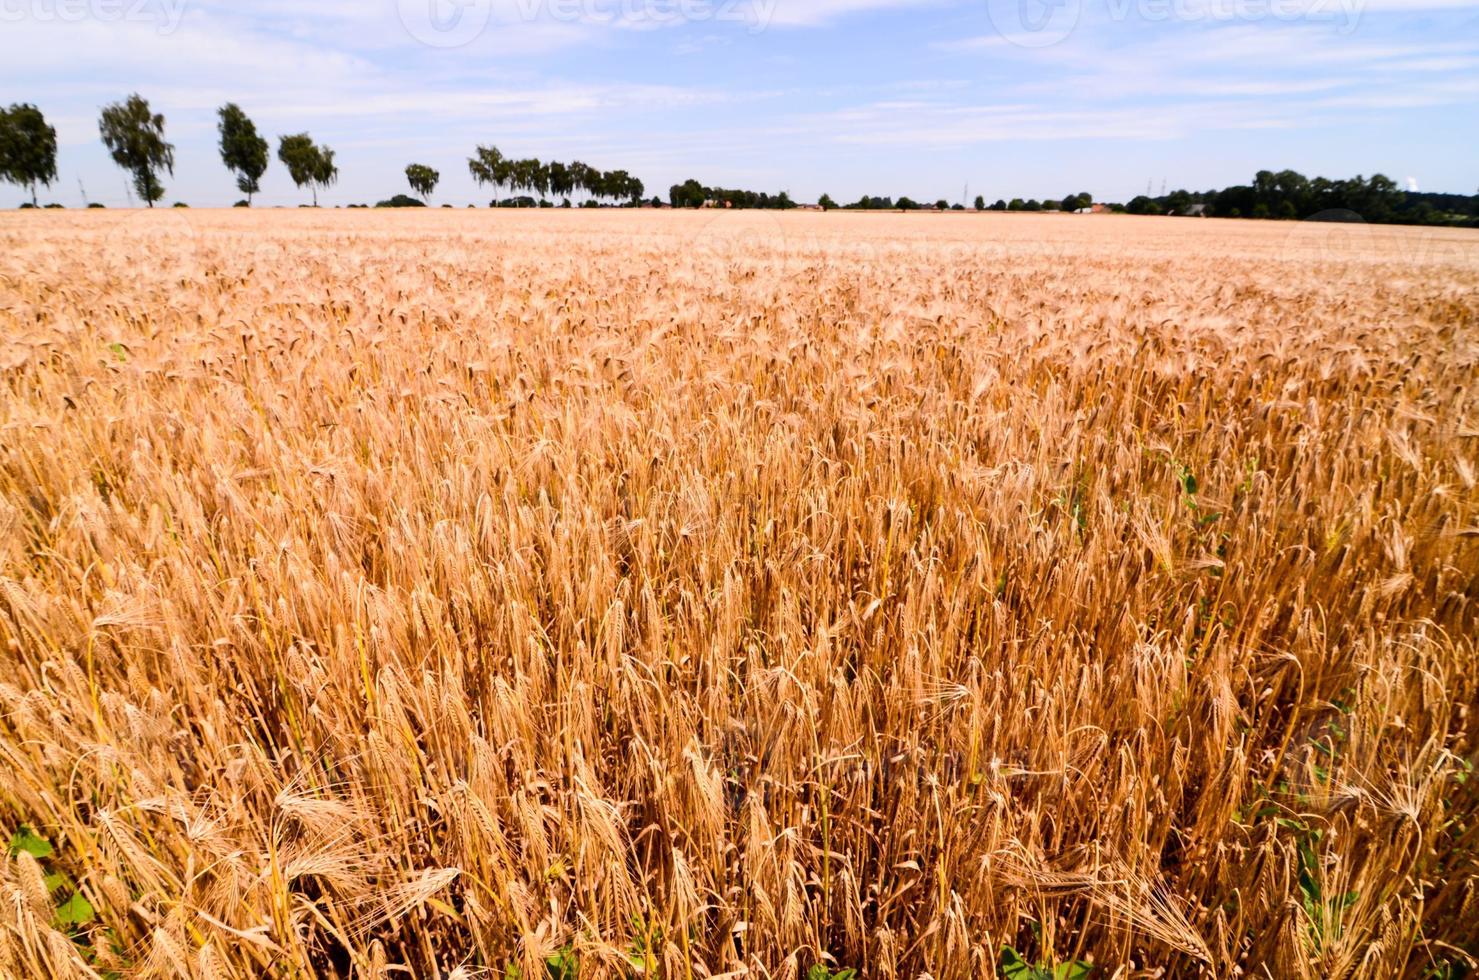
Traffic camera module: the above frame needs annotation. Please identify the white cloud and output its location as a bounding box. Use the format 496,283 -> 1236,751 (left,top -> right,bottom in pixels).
759,0 -> 945,26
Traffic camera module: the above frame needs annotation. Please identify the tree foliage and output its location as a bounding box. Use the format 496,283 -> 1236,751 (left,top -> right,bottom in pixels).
467,144 -> 508,202
99,94 -> 174,207
277,133 -> 337,206
376,193 -> 426,208
669,178 -> 796,210
217,103 -> 268,205
0,103 -> 58,207
1126,195 -> 1162,215
1123,170 -> 1455,224
547,161 -> 572,203
405,163 -> 440,202
469,150 -> 642,207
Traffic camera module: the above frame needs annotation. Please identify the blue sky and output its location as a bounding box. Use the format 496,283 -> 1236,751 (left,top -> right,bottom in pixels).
3,0 -> 1476,207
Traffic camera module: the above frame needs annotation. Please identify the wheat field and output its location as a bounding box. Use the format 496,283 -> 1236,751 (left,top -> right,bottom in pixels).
0,209 -> 1476,979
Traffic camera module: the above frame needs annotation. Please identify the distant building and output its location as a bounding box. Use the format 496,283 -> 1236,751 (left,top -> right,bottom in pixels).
1182,203 -> 1208,217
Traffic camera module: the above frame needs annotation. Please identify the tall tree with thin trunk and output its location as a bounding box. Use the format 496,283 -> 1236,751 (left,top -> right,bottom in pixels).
528,159 -> 549,203
278,133 -> 336,206
468,145 -> 505,205
217,103 -> 269,205
548,161 -> 572,205
511,159 -> 539,204
405,164 -> 439,203
99,94 -> 173,207
312,146 -> 338,205
0,103 -> 58,207
603,170 -> 630,206
568,160 -> 593,204
585,168 -> 607,205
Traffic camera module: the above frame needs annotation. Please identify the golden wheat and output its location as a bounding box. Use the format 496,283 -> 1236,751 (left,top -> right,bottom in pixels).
0,209 -> 1476,979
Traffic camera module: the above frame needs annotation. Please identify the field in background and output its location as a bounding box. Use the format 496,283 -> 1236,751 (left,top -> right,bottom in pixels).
1,210 -> 1476,979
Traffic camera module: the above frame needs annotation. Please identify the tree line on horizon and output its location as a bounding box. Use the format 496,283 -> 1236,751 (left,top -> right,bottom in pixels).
1123,170 -> 1479,227
573,174 -> 1479,228
828,191 -> 1094,212
664,182 -> 1095,213
2,98 -> 1477,226
0,96 -> 648,210
467,146 -> 644,208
